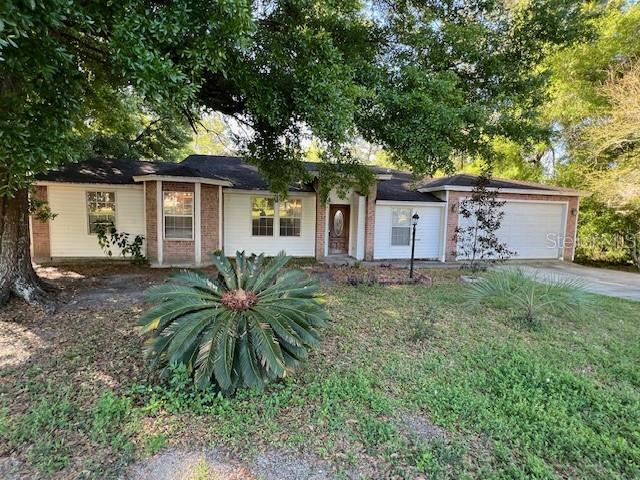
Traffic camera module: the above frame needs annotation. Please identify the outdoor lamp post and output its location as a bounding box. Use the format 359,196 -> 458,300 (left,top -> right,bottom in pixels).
409,213 -> 420,278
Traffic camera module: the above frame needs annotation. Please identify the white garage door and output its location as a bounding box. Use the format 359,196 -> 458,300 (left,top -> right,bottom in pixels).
458,201 -> 566,260
374,203 -> 445,260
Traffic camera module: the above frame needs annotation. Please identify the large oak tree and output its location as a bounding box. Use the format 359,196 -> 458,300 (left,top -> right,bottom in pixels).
0,0 -> 589,307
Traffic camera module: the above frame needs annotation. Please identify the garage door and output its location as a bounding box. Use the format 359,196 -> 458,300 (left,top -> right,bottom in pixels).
458,201 -> 566,260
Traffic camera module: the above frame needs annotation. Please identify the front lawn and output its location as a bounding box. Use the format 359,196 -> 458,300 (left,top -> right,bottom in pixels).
1,265 -> 638,479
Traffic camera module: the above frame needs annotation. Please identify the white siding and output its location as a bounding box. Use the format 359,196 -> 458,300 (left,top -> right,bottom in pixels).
458,200 -> 566,260
48,184 -> 145,258
374,203 -> 445,260
223,192 -> 316,257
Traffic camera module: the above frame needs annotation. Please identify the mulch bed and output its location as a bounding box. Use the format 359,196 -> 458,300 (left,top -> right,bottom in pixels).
308,265 -> 433,286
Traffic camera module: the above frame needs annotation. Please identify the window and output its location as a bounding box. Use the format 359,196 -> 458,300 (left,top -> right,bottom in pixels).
252,197 -> 275,236
279,199 -> 302,237
391,208 -> 412,246
87,191 -> 115,234
164,191 -> 193,239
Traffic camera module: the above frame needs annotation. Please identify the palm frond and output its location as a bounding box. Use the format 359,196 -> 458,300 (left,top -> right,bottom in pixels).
193,311 -> 233,389
145,284 -> 219,302
212,313 -> 237,391
169,270 -> 223,294
468,267 -> 591,324
211,250 -> 237,290
163,309 -> 218,365
248,318 -> 286,377
251,252 -> 291,291
137,299 -> 214,333
244,253 -> 265,290
237,319 -> 265,389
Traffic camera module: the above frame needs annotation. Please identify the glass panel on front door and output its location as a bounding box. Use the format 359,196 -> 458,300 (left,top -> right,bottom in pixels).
333,210 -> 344,236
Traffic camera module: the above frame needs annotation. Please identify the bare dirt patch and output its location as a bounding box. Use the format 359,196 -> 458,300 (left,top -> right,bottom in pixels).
396,413 -> 447,442
251,448 -> 337,480
124,448 -> 252,480
124,447 -> 341,480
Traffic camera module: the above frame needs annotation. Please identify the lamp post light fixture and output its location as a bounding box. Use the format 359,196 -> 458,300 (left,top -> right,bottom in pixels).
409,212 -> 420,278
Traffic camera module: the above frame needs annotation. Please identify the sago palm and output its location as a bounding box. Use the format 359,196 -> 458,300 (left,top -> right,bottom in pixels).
138,251 -> 328,394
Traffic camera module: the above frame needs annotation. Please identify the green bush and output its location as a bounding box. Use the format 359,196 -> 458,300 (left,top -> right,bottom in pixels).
138,251 -> 328,395
468,268 -> 591,326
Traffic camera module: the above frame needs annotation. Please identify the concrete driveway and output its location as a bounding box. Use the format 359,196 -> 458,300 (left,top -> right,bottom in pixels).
513,261 -> 640,301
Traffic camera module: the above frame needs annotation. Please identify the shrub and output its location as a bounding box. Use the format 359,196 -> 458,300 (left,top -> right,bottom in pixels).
138,251 -> 328,395
467,268 -> 591,326
96,224 -> 146,264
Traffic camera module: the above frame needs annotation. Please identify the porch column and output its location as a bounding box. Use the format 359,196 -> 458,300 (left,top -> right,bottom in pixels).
315,195 -> 326,259
194,182 -> 202,266
364,182 -> 377,261
356,194 -> 366,260
156,180 -> 163,265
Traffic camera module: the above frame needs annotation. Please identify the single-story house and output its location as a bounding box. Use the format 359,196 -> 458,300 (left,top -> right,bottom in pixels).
30,155 -> 583,266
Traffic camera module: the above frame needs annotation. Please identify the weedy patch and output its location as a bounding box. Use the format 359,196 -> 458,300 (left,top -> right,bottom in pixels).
1,264 -> 639,479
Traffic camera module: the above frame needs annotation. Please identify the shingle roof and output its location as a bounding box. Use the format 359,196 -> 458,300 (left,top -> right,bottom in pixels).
419,173 -> 561,192
42,157 -> 564,201
376,172 -> 444,202
180,155 -> 313,192
35,157 -> 170,184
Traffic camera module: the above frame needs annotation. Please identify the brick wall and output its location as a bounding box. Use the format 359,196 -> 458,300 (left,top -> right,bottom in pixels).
31,185 -> 51,262
364,182 -> 377,261
201,184 -> 220,261
162,182 -> 195,265
445,191 -> 580,261
145,181 -> 158,263
315,195 -> 326,259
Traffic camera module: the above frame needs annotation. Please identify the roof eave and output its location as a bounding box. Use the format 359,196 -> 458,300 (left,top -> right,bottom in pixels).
417,185 -> 587,197
132,174 -> 233,187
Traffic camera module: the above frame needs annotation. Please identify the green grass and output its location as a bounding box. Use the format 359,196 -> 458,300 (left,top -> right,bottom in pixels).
1,271 -> 639,478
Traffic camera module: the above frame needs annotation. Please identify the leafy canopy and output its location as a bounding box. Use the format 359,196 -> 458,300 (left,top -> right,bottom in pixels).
543,2 -> 640,266
1,0 -> 591,198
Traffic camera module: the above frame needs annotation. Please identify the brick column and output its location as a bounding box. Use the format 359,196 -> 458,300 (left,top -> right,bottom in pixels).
145,181 -> 158,263
315,195 -> 326,259
364,182 -> 377,261
564,196 -> 580,261
201,184 -> 220,262
31,185 -> 51,262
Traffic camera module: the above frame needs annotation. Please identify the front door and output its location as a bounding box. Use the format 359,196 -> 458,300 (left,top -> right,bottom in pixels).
328,205 -> 350,255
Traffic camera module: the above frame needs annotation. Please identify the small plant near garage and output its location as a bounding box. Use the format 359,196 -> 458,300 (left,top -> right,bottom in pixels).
138,251 -> 328,395
467,268 -> 591,327
453,172 -> 514,275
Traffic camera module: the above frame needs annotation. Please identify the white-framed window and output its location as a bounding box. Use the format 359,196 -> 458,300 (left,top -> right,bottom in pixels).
279,199 -> 302,237
87,191 -> 116,234
252,197 -> 275,236
164,191 -> 194,239
391,208 -> 412,246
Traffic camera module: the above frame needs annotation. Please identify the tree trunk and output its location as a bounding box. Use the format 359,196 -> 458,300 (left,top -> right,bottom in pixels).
0,188 -> 54,310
